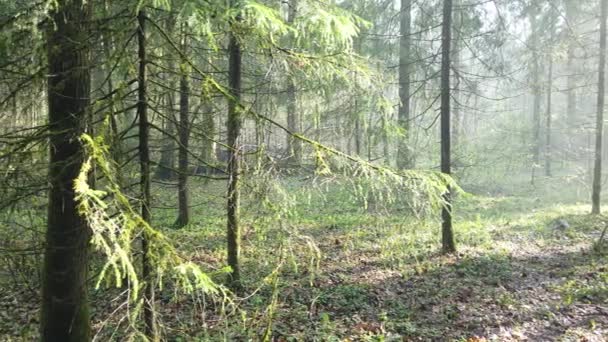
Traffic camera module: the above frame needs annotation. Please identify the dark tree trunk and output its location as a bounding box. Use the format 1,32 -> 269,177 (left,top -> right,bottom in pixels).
41,1 -> 92,340
440,0 -> 456,254
227,11 -> 243,289
397,0 -> 413,169
592,0 -> 608,214
137,10 -> 157,339
175,31 -> 190,228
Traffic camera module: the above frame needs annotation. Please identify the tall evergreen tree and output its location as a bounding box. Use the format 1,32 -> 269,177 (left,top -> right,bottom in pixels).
136,9 -> 157,339
176,27 -> 191,228
226,2 -> 243,289
41,0 -> 92,340
441,0 -> 456,253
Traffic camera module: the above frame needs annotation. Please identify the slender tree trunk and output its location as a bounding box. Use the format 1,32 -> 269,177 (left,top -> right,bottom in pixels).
592,0 -> 608,214
452,0 -> 461,162
102,0 -> 122,177
397,0 -> 413,169
154,16 -> 177,180
545,45 -> 554,177
227,9 -> 243,289
354,113 -> 362,156
382,113 -> 390,164
367,104 -> 373,161
137,10 -> 157,340
199,54 -> 217,174
286,0 -> 301,165
199,104 -> 217,172
566,1 -> 577,134
440,0 -> 456,254
155,114 -> 176,179
175,30 -> 190,228
286,81 -> 300,163
41,1 -> 92,340
530,8 -> 542,181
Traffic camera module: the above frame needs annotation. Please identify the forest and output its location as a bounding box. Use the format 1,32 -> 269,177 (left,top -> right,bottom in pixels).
1,0 -> 608,340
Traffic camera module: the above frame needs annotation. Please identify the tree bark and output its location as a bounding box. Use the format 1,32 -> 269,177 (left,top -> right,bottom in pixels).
227,9 -> 243,289
592,0 -> 608,214
397,0 -> 413,169
175,29 -> 190,228
441,0 -> 456,254
41,1 -> 92,340
136,10 -> 157,340
452,0 -> 461,162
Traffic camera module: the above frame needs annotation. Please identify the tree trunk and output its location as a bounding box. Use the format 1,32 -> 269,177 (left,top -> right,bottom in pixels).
545,43 -> 554,177
154,16 -> 177,181
530,8 -> 542,180
397,0 -> 413,169
175,29 -> 190,228
440,0 -> 456,254
286,0 -> 301,165
199,104 -> 217,173
227,9 -> 243,289
382,113 -> 390,165
101,0 -> 123,182
452,0 -> 461,164
198,54 -> 217,174
354,115 -> 362,156
137,10 -> 157,340
592,0 -> 608,214
566,1 -> 577,134
41,1 -> 92,340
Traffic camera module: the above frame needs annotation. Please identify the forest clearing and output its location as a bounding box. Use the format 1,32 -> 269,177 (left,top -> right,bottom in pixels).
2,0 -> 608,341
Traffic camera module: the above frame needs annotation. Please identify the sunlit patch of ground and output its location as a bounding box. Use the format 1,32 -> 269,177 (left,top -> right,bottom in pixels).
1,179 -> 607,340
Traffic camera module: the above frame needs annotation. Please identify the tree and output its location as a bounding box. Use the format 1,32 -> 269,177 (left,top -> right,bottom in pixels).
40,0 -> 92,340
592,0 -> 608,214
397,0 -> 413,169
286,0 -> 302,165
545,28 -> 554,177
136,9 -> 157,339
175,26 -> 191,228
226,3 -> 243,289
154,15 -> 177,181
565,0 -> 578,133
529,3 -> 542,181
452,0 -> 462,161
441,0 -> 456,253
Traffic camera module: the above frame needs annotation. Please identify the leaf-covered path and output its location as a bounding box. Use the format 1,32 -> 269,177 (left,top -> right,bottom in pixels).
271,198 -> 608,341
1,191 -> 608,341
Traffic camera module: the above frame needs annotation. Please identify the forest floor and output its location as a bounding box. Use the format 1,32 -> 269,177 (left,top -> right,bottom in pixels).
1,176 -> 608,341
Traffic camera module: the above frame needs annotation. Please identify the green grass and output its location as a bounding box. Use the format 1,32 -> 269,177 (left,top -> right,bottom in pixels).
1,173 -> 608,340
